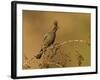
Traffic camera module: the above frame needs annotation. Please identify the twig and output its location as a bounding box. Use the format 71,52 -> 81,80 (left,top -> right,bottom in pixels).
42,61 -> 63,68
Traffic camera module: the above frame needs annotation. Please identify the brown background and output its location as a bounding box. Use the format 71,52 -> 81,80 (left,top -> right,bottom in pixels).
22,10 -> 91,69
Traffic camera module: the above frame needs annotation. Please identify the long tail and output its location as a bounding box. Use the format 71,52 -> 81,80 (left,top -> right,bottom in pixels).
35,48 -> 46,59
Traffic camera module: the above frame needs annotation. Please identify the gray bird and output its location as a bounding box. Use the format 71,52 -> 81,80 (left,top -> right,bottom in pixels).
35,21 -> 59,59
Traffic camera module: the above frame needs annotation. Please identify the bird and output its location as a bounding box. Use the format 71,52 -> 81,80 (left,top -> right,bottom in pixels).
35,21 -> 59,59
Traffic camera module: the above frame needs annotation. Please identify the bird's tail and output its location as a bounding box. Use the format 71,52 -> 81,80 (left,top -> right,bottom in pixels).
35,48 -> 46,59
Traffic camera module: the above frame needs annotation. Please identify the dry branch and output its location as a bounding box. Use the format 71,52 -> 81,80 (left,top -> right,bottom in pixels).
23,40 -> 88,69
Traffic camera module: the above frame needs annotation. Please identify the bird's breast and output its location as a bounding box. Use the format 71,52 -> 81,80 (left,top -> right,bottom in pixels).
43,32 -> 56,47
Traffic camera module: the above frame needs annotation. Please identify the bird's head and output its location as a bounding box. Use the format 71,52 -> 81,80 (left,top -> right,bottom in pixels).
53,21 -> 59,32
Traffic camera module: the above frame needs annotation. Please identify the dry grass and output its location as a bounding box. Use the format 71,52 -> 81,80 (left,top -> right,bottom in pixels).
23,40 -> 89,69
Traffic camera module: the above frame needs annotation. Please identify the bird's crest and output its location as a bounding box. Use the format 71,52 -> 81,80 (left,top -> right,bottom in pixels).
54,21 -> 58,27
52,20 -> 58,32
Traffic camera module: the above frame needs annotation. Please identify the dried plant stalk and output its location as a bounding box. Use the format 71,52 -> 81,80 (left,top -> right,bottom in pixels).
23,40 -> 88,69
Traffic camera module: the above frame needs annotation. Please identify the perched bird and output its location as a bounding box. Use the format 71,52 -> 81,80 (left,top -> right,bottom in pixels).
35,21 -> 59,59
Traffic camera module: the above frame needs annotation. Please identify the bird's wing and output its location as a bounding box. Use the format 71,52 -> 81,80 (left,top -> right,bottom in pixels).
43,33 -> 48,41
